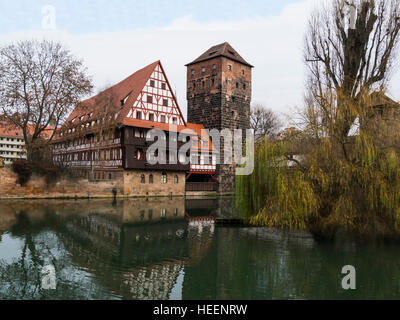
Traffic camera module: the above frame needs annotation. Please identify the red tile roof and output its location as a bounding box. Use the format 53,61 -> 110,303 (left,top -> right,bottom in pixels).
0,122 -> 55,139
66,60 -> 160,126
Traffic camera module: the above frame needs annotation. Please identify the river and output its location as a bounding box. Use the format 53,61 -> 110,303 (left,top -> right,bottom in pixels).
0,197 -> 399,300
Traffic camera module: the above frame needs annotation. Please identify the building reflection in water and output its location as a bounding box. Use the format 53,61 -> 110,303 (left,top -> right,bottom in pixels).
0,197 -> 224,300
2,197 -> 400,299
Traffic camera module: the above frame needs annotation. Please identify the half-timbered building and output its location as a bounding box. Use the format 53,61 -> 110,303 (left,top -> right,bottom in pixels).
52,61 -> 218,196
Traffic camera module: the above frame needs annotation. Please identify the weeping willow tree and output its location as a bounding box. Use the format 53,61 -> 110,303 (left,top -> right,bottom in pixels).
237,0 -> 400,239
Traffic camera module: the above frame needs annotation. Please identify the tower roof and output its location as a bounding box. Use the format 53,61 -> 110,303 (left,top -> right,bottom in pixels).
185,42 -> 253,68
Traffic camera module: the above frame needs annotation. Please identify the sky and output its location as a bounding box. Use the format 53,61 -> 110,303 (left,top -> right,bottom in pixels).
0,0 -> 399,122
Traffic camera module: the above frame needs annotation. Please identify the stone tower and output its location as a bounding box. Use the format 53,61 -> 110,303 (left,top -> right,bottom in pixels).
186,42 -> 253,193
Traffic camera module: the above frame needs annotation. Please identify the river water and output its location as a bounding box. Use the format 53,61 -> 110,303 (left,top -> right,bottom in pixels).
0,197 -> 399,300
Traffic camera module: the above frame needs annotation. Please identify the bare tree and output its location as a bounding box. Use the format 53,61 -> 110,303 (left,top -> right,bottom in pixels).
304,0 -> 400,153
0,40 -> 93,158
250,104 -> 282,140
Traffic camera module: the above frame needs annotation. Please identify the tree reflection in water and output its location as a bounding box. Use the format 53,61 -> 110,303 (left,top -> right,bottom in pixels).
1,198 -> 400,300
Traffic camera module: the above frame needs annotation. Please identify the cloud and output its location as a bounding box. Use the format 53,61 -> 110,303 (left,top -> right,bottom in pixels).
0,0 -> 399,123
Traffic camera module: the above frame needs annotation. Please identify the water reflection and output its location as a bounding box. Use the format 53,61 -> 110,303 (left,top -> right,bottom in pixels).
0,198 -> 400,300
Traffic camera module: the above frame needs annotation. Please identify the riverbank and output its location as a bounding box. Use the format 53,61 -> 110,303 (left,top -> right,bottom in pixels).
0,167 -> 233,200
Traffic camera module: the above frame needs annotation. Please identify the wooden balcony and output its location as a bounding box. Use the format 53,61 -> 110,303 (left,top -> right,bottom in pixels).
185,182 -> 218,192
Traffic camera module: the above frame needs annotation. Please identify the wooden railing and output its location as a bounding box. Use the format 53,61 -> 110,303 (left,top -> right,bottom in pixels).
186,182 -> 217,192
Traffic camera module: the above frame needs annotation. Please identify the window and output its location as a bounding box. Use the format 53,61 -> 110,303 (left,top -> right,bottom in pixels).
150,80 -> 155,87
228,65 -> 232,71
136,111 -> 142,120
202,81 -> 205,88
212,64 -> 216,70
174,208 -> 178,216
149,113 -> 154,121
201,67 -> 206,74
163,99 -> 168,107
191,69 -> 195,76
193,82 -> 196,89
161,208 -> 166,218
174,175 -> 179,184
236,82 -> 239,89
141,174 -> 145,184
136,149 -> 144,160
212,78 -> 215,86
242,69 -> 245,75
172,117 -> 177,125
160,115 -> 166,123
243,84 -> 246,90
149,174 -> 153,184
147,95 -> 153,103
161,83 -> 166,90
161,172 -> 167,184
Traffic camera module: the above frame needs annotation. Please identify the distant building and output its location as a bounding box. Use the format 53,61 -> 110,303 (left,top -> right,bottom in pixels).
0,122 -> 27,164
0,121 -> 55,165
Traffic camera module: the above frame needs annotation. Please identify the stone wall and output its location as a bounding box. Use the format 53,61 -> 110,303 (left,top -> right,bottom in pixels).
0,167 -> 123,199
123,169 -> 186,197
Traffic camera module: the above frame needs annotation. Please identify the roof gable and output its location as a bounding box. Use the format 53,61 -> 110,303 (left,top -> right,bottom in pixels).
122,62 -> 186,127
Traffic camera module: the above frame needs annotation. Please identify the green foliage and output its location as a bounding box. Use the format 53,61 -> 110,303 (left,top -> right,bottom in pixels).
236,127 -> 400,239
